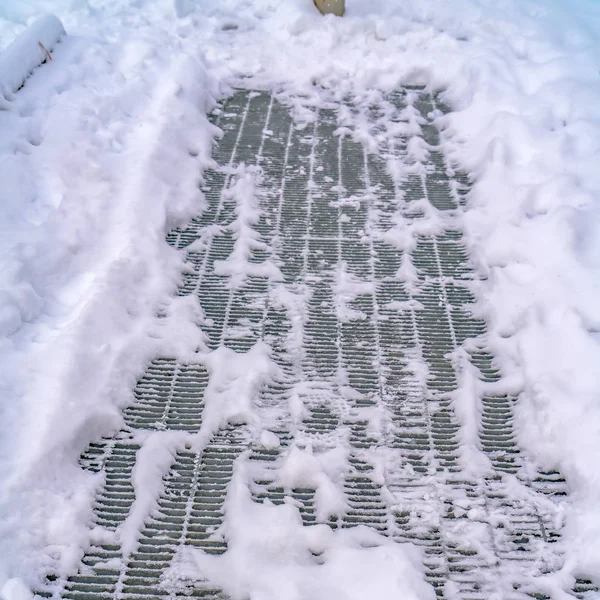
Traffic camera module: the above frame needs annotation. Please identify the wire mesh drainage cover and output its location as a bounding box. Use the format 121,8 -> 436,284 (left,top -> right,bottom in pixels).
38,90 -> 597,600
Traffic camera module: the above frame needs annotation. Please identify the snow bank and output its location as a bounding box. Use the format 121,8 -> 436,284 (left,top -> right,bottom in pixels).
0,14 -> 65,96
175,0 -> 600,581
0,15 -> 220,591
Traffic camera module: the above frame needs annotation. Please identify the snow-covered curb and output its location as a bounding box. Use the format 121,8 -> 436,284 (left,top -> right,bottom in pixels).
0,14 -> 65,96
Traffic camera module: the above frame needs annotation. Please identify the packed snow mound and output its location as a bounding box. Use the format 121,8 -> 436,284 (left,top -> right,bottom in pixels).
0,14 -> 64,95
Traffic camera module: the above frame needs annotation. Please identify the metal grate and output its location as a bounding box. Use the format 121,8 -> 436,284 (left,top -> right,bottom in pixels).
38,89 -> 597,600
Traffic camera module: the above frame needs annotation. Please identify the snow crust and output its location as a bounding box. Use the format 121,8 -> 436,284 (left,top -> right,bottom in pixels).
1,0 -> 600,597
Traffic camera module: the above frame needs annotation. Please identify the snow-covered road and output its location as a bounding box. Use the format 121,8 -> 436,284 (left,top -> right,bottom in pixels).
2,1 -> 600,599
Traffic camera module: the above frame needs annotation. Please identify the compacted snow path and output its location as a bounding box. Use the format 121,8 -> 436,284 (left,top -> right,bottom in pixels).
33,89 -> 596,600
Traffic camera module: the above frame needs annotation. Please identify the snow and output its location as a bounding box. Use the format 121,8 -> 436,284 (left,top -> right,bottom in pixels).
333,261 -> 374,321
278,445 -> 349,521
199,341 -> 283,442
449,347 -> 492,475
212,165 -> 284,287
0,0 -> 599,597
169,461 -> 435,600
0,15 -> 220,592
0,14 -> 64,97
119,430 -> 187,557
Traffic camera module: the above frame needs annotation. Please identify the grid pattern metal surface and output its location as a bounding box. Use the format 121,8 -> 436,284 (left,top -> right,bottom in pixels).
37,89 -> 597,600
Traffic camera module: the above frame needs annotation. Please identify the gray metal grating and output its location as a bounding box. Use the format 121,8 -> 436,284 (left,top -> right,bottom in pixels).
37,88 -> 597,600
